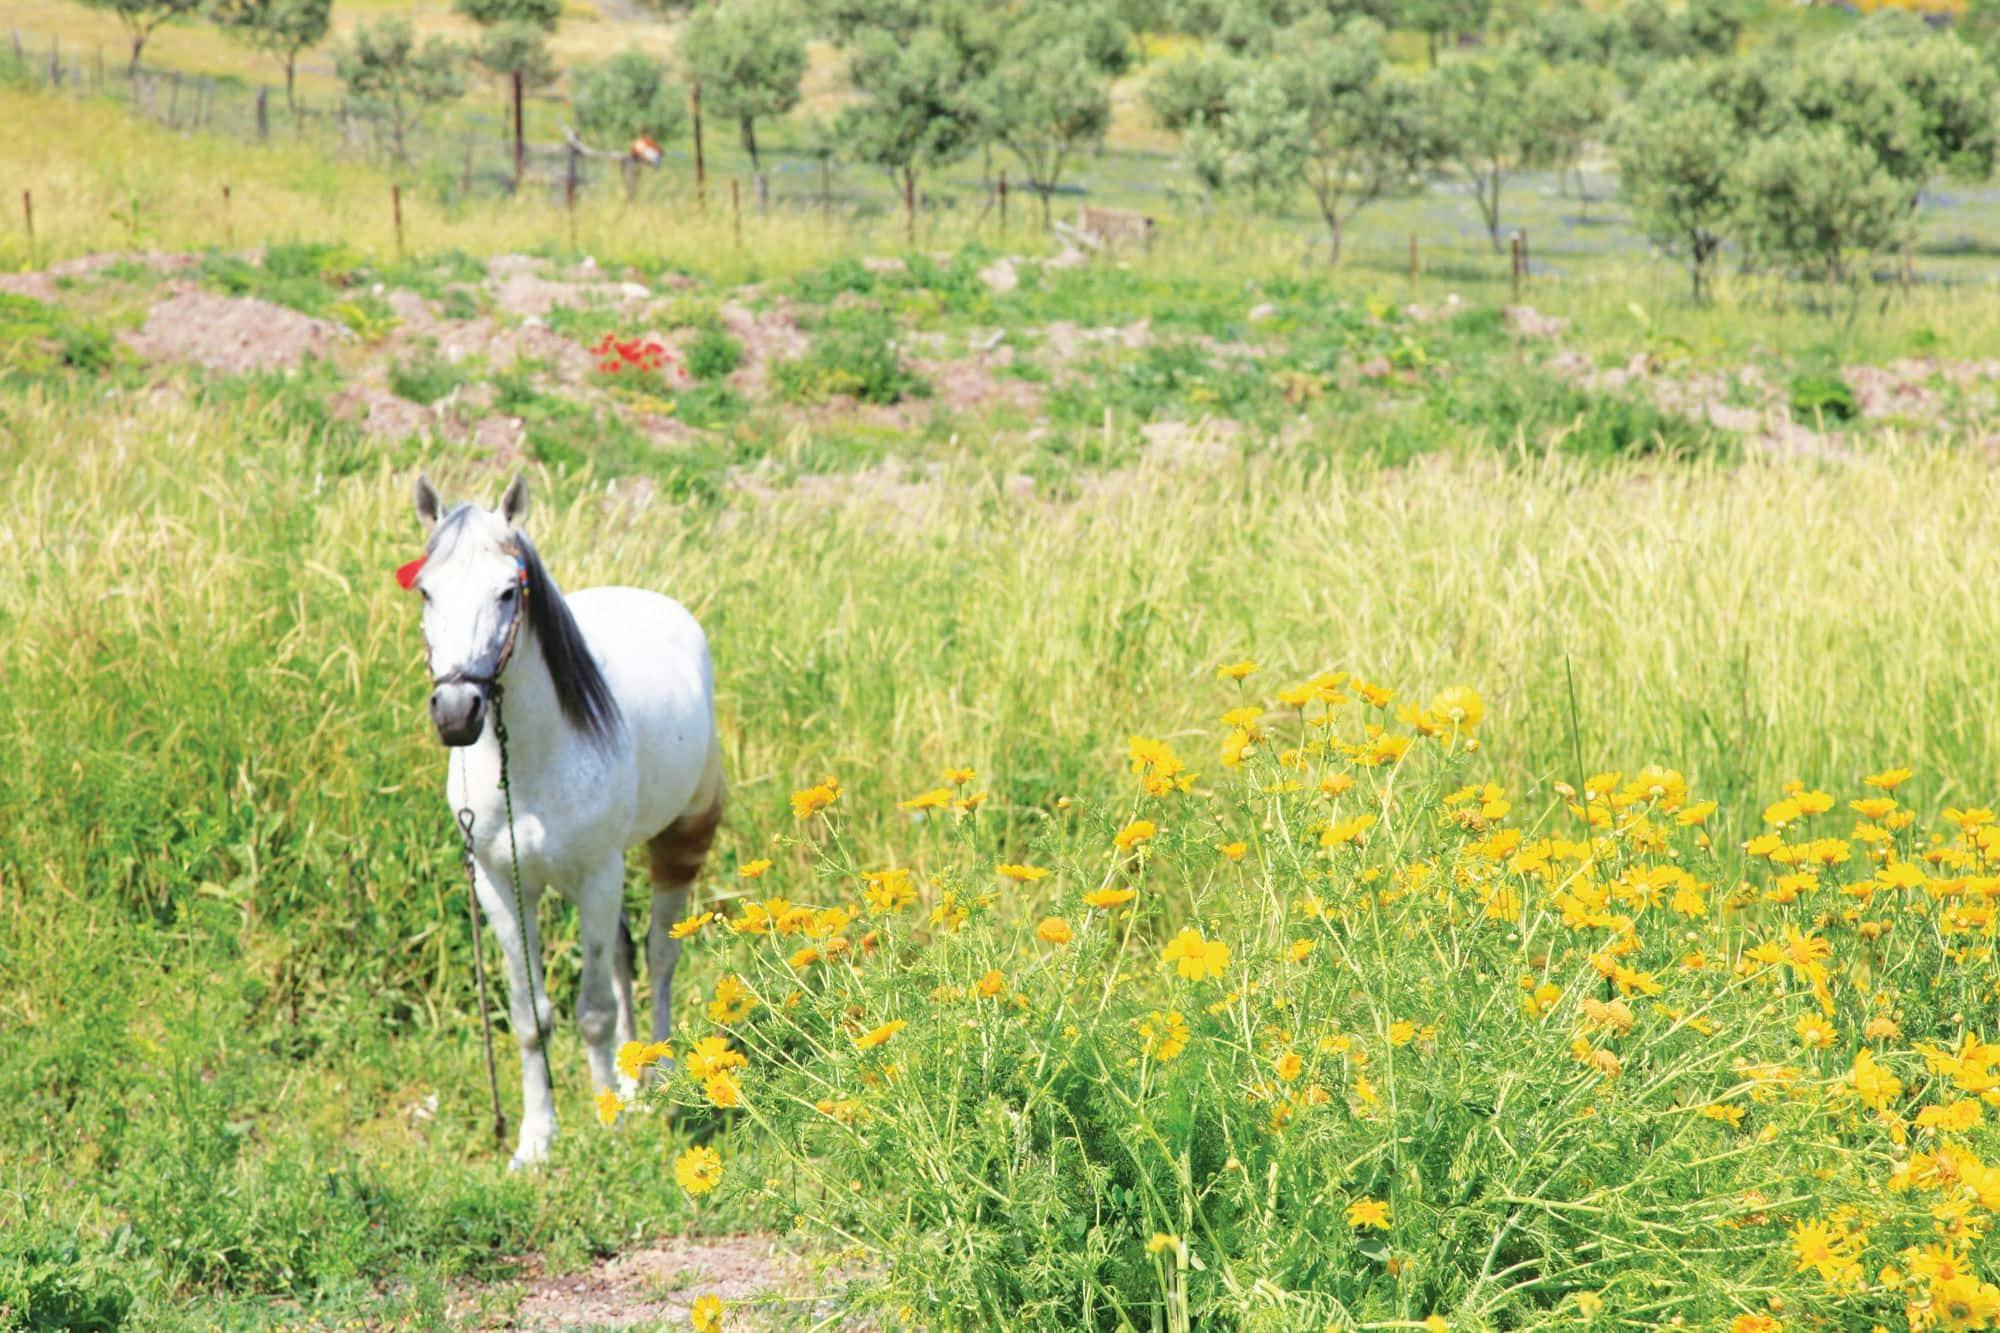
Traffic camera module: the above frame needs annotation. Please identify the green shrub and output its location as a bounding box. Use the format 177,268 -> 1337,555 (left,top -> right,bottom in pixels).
0,294 -> 119,387
774,310 -> 926,406
673,381 -> 747,430
387,348 -> 466,406
1789,370 -> 1859,424
684,326 -> 745,381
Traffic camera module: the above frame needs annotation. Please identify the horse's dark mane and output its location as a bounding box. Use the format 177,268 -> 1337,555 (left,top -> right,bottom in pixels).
514,531 -> 621,748
425,504 -> 620,747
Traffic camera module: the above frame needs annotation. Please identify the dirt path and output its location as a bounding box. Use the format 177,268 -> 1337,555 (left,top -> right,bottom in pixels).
453,1233 -> 853,1330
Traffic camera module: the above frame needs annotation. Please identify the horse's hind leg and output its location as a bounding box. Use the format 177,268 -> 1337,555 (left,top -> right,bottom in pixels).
646,780 -> 723,1047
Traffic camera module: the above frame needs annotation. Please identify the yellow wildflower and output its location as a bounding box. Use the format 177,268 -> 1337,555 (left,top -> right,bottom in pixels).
675,1144 -> 723,1196
1161,927 -> 1230,981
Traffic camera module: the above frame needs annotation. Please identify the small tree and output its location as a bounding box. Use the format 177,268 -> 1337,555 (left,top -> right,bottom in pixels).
1733,124 -> 1909,293
1213,66 -> 1307,202
681,0 -> 809,173
1146,47 -> 1245,193
979,0 -> 1131,228
1846,24 -> 2000,186
1268,16 -> 1433,263
572,49 -> 686,148
838,26 -> 982,241
1610,62 -> 1735,301
213,0 -> 330,110
337,16 -> 467,163
1424,47 -> 1541,252
1521,59 -> 1611,212
81,0 -> 204,76
454,0 -> 562,183
1407,0 -> 1491,66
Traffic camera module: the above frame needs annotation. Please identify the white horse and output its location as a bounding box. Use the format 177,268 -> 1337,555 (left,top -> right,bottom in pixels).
409,474 -> 722,1168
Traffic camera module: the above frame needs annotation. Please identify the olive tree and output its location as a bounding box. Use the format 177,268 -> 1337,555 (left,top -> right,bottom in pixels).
81,0 -> 203,75
1262,16 -> 1433,263
1610,62 -> 1736,301
1522,59 -> 1611,212
1407,0 -> 1491,66
336,17 -> 467,162
1423,46 -> 1543,252
838,26 -> 982,239
1733,125 -> 1909,289
572,49 -> 686,148
682,0 -> 809,173
1146,47 -> 1243,191
213,0 -> 330,110
977,0 -> 1131,228
454,0 -> 562,182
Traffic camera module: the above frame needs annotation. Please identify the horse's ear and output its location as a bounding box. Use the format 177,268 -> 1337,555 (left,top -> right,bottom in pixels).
499,473 -> 530,527
413,474 -> 442,529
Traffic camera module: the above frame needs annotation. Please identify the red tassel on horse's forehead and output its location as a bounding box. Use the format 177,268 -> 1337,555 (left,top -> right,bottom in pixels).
395,556 -> 427,590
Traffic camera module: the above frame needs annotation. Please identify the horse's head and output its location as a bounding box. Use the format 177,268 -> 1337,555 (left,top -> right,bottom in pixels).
411,473 -> 531,747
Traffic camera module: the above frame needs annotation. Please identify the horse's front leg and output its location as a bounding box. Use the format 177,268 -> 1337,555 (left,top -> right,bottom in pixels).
573,857 -> 630,1098
474,857 -> 557,1169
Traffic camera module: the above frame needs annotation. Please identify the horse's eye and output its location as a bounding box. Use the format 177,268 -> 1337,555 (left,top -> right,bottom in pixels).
420,588 -> 432,604
499,587 -> 516,604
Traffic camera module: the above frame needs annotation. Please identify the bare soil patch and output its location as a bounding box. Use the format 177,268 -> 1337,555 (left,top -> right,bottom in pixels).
122,289 -> 348,373
455,1233 -> 851,1331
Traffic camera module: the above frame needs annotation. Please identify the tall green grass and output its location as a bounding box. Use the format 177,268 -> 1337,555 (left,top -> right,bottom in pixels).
6,274 -> 2000,1319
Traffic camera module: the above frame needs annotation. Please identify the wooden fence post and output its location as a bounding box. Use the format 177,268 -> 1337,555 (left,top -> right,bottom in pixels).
256,85 -> 268,140
392,183 -> 404,259
691,82 -> 706,212
730,178 -> 741,246
1409,233 -> 1419,292
222,183 -> 232,248
1510,234 -> 1522,302
21,189 -> 32,267
1519,230 -> 1530,289
565,143 -> 580,252
998,170 -> 1007,238
904,168 -> 915,246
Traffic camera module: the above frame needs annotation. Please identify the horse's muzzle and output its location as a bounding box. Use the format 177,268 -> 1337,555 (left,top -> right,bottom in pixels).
430,682 -> 488,747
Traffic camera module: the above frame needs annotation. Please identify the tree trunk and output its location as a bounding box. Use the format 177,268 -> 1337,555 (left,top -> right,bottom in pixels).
284,56 -> 296,113
127,32 -> 144,77
511,69 -> 525,186
903,166 -> 916,246
1326,219 -> 1342,266
1038,184 -> 1053,231
741,116 -> 759,172
1484,166 -> 1504,252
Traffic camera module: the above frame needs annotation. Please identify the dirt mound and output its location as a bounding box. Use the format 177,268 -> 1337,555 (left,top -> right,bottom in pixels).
0,250 -> 199,303
123,290 -> 347,373
721,300 -> 810,397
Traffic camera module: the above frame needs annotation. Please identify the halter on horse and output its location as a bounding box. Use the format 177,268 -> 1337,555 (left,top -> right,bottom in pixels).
408,474 -> 723,1168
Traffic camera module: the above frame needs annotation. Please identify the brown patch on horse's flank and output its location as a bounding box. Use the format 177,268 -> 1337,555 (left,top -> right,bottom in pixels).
649,796 -> 723,887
